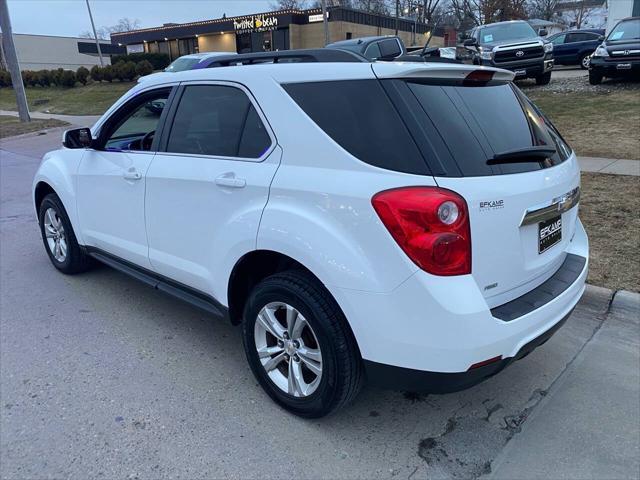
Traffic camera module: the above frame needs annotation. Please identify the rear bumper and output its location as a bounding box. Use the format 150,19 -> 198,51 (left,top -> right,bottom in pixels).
364,306 -> 573,393
333,218 -> 588,389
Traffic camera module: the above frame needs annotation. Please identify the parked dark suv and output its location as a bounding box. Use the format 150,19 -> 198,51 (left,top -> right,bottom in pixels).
463,20 -> 554,85
589,17 -> 640,84
548,30 -> 604,69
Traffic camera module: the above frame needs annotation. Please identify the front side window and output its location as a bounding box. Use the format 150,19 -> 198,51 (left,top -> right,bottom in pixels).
165,85 -> 271,158
104,90 -> 170,151
551,33 -> 566,45
364,42 -> 381,59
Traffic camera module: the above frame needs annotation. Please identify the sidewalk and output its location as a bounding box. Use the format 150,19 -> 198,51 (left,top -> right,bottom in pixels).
578,156 -> 640,176
489,290 -> 640,480
0,110 -> 99,127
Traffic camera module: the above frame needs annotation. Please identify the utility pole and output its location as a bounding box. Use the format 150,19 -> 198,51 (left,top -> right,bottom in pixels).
85,0 -> 104,67
395,0 -> 399,35
0,0 -> 30,122
321,0 -> 329,46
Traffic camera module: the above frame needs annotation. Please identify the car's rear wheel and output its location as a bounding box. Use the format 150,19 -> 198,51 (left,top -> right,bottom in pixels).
580,53 -> 591,69
38,193 -> 92,274
242,270 -> 363,418
589,69 -> 603,85
535,71 -> 552,85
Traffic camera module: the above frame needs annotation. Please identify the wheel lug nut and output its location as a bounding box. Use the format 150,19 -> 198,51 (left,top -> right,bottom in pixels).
293,341 -> 300,348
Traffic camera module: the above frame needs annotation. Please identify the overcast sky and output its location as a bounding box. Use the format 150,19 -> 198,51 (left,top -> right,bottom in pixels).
7,0 -> 274,37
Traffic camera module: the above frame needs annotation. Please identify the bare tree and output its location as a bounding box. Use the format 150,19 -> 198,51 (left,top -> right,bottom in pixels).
559,0 -> 594,28
269,0 -> 309,8
527,0 -> 560,20
79,17 -> 140,39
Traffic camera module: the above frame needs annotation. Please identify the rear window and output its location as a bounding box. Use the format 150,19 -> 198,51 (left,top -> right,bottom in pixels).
284,79 -> 571,177
284,80 -> 430,175
402,81 -> 571,175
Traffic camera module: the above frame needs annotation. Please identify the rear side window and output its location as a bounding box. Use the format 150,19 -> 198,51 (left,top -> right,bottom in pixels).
284,80 -> 429,175
166,85 -> 270,158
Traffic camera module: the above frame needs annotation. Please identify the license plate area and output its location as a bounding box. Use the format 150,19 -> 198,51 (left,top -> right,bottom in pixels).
514,69 -> 527,76
539,216 -> 562,254
616,63 -> 632,70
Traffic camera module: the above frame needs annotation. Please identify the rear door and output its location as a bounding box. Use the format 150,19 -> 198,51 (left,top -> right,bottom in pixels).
145,81 -> 279,295
375,69 -> 579,307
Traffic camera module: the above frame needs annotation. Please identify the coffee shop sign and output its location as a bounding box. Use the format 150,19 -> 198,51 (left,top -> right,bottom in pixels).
233,14 -> 279,33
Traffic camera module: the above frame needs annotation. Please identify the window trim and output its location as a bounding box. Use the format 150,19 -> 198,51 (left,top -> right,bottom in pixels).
92,83 -> 179,153
156,80 -> 276,163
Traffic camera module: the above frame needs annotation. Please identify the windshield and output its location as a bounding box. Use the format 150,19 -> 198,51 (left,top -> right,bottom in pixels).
479,22 -> 537,43
608,18 -> 640,41
164,57 -> 201,72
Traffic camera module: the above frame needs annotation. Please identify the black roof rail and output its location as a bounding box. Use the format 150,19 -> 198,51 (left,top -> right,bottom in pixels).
204,48 -> 368,68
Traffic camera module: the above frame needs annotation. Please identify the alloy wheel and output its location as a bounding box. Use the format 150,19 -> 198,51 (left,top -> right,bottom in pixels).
254,302 -> 323,397
43,207 -> 67,262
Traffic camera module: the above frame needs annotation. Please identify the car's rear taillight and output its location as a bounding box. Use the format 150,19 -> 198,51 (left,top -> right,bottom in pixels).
372,187 -> 471,276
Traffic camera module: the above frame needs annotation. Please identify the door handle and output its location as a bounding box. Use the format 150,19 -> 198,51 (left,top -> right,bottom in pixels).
123,168 -> 142,181
215,173 -> 246,189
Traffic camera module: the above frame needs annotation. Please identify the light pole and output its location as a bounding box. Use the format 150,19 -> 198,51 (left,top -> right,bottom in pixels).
321,0 -> 329,46
0,0 -> 30,122
85,0 -> 104,67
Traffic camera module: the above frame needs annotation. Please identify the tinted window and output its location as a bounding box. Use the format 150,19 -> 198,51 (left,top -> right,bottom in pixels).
403,81 -> 571,176
566,32 -> 591,43
379,39 -> 402,58
551,33 -> 566,45
166,85 -> 270,158
284,80 -> 429,175
364,42 -> 381,59
104,90 -> 169,151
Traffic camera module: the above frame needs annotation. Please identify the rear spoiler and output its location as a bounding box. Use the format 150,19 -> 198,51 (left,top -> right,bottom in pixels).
371,63 -> 515,84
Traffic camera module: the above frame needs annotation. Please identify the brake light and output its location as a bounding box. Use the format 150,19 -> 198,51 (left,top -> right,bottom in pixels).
372,187 -> 471,276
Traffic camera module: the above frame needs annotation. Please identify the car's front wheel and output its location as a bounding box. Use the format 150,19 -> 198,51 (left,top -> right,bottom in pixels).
535,71 -> 552,85
38,193 -> 92,274
242,270 -> 363,418
589,69 -> 603,85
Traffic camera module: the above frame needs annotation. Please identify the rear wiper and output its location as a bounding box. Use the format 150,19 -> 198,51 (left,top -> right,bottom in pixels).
487,147 -> 556,165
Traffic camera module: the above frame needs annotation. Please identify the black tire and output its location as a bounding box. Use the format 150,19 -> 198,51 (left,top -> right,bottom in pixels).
38,193 -> 92,274
535,71 -> 552,85
242,270 -> 364,418
589,69 -> 603,85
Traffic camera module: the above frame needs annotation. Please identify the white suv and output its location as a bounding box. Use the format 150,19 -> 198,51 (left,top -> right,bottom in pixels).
33,55 -> 588,417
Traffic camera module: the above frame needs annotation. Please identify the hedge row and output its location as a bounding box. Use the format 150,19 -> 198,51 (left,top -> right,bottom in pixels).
111,52 -> 171,70
0,60 -> 154,88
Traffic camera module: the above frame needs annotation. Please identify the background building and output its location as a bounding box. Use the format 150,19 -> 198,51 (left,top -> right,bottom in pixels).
0,33 -> 124,71
607,0 -> 640,32
111,7 -> 445,60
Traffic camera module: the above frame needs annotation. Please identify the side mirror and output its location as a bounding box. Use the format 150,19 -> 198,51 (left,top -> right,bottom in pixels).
598,35 -> 605,42
63,127 -> 93,149
463,38 -> 478,47
539,29 -> 548,37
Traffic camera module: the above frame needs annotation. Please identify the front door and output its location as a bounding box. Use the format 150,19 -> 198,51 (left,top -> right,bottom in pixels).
76,87 -> 173,268
145,82 -> 280,297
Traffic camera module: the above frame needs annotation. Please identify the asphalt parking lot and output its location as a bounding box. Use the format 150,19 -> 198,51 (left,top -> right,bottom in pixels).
1,128 -> 639,479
